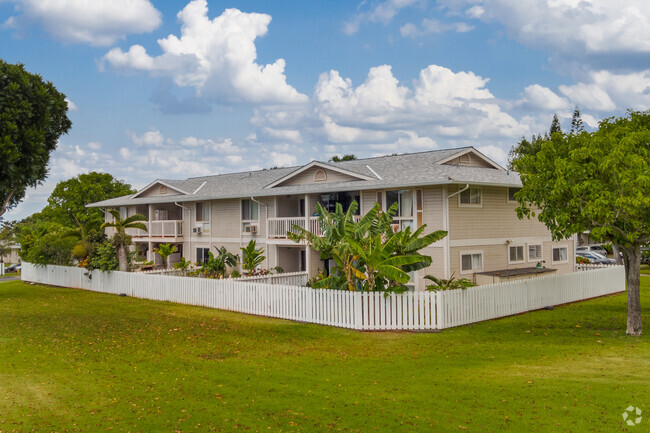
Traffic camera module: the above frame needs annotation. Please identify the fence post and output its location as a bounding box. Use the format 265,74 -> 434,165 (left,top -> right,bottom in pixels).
0,263 -> 4,276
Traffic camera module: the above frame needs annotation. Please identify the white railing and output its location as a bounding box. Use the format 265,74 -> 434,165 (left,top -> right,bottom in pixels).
231,271 -> 308,286
267,217 -> 306,238
21,263 -> 625,330
105,220 -> 183,238
267,215 -> 362,239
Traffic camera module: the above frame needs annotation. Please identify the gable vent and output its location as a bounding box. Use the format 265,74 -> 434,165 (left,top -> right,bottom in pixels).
314,169 -> 327,182
159,185 -> 167,194
459,153 -> 471,164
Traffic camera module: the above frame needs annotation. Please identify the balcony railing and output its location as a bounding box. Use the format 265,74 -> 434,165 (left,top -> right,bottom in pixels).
267,215 -> 361,239
106,220 -> 183,238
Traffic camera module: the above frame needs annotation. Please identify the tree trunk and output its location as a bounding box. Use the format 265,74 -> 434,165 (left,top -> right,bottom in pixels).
623,244 -> 643,336
612,244 -> 624,265
117,244 -> 129,272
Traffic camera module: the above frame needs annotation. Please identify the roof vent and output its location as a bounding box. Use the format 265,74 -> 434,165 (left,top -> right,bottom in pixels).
159,185 -> 167,194
314,169 -> 327,182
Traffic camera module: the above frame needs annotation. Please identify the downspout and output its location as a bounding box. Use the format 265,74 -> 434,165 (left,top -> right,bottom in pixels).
445,184 -> 470,279
175,202 -> 192,263
250,196 -> 269,269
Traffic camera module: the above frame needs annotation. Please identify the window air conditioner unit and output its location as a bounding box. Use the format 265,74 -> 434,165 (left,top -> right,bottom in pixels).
250,224 -> 258,234
192,226 -> 202,234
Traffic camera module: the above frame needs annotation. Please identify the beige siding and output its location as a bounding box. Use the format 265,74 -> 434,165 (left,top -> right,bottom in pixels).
416,247 -> 446,290
448,185 -> 550,240
276,246 -> 301,273
442,152 -> 496,168
276,196 -> 302,217
422,187 -> 444,232
211,199 -> 241,237
277,166 -> 360,187
137,183 -> 184,197
360,189 -> 381,213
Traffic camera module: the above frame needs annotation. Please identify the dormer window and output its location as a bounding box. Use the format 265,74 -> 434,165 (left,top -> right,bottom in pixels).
159,185 -> 167,194
314,169 -> 327,182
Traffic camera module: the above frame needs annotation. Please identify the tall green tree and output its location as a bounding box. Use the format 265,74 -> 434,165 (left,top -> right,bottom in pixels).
154,243 -> 177,269
549,113 -> 562,135
43,172 -> 135,227
514,110 -> 650,336
329,154 -> 357,162
100,209 -> 148,272
570,107 -> 585,135
0,60 -> 72,217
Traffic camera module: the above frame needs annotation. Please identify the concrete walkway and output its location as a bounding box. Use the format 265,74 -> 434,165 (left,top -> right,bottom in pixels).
0,276 -> 20,283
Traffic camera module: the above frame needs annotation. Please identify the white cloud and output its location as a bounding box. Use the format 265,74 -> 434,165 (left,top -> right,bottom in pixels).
88,142 -> 102,151
520,84 -> 571,111
3,0 -> 161,46
270,152 -> 297,167
445,0 -> 650,66
559,83 -> 616,112
128,129 -> 165,147
400,18 -> 474,38
344,0 -> 424,35
477,145 -> 507,166
102,1 -> 307,106
120,148 -> 132,159
261,127 -> 303,143
65,98 -> 78,111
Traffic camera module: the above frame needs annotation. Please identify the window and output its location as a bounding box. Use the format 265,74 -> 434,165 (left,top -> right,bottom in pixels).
242,199 -> 259,221
461,252 -> 483,273
119,206 -> 127,220
552,246 -> 568,263
314,169 -> 327,182
528,244 -> 542,261
196,202 -> 209,221
509,245 -> 525,263
416,189 -> 423,228
196,248 -> 210,265
508,187 -> 521,203
459,187 -> 482,206
386,189 -> 414,230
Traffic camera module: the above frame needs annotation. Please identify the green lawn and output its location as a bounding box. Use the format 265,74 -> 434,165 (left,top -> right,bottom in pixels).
0,280 -> 648,432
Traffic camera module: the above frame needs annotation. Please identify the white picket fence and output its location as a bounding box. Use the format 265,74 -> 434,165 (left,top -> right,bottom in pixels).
20,263 -> 625,330
135,268 -> 308,286
0,263 -> 4,276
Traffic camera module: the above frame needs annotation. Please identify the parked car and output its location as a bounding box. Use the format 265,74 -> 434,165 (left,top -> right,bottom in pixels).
576,252 -> 615,265
576,245 -> 609,256
4,263 -> 21,273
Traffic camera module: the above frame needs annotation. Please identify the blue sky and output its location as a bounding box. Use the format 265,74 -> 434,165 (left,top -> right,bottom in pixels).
2,0 -> 649,220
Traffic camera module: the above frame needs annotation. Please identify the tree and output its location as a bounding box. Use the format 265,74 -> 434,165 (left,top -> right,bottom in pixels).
329,154 -> 357,162
507,134 -> 547,170
18,217 -> 77,266
240,240 -> 265,274
570,107 -> 585,135
154,243 -> 177,269
290,201 -> 446,292
549,113 -> 562,135
202,246 -> 239,277
43,172 -> 135,227
0,60 -> 72,217
513,110 -> 650,336
0,221 -> 16,263
100,209 -> 148,272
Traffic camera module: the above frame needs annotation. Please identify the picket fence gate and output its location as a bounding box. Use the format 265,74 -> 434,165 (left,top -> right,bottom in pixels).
21,263 -> 625,331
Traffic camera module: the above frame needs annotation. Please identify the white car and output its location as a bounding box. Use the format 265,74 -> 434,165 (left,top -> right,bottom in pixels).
576,245 -> 609,256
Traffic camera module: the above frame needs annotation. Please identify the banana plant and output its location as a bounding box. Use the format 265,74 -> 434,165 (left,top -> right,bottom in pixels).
154,243 -> 177,269
100,209 -> 148,272
240,240 -> 265,274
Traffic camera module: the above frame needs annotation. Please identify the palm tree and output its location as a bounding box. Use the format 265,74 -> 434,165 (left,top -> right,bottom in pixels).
154,243 -> 177,269
100,209 -> 147,272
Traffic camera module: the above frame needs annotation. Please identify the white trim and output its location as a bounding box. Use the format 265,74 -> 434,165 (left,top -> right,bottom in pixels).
458,186 -> 482,208
507,244 -> 526,265
449,236 -> 552,248
263,161 -> 375,189
552,244 -> 569,264
132,180 -> 190,199
366,164 -> 382,180
459,250 -> 484,274
436,148 -> 504,170
193,181 -> 207,194
443,185 -> 450,279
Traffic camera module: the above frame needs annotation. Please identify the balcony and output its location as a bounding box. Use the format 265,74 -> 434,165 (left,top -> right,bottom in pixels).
267,215 -> 361,239
124,220 -> 183,238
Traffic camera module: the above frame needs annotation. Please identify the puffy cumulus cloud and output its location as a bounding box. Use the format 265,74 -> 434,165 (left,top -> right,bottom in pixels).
476,145 -> 508,166
344,0 -> 425,35
313,64 -> 524,140
269,152 -> 297,167
102,1 -> 307,106
519,84 -> 571,111
87,142 -> 102,151
128,129 -> 165,147
560,69 -> 650,112
441,0 -> 650,69
3,0 -> 161,46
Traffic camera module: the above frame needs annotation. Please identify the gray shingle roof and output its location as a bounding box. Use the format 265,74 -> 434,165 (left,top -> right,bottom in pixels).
88,146 -> 522,207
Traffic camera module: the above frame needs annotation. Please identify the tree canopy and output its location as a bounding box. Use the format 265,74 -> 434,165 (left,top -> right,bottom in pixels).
0,60 -> 72,217
514,110 -> 650,336
329,154 -> 357,162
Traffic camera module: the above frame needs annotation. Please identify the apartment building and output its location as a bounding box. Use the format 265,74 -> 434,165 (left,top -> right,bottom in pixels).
89,147 -> 574,290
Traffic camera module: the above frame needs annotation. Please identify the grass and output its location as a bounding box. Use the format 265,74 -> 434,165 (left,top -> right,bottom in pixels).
640,264 -> 650,274
0,280 -> 648,432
